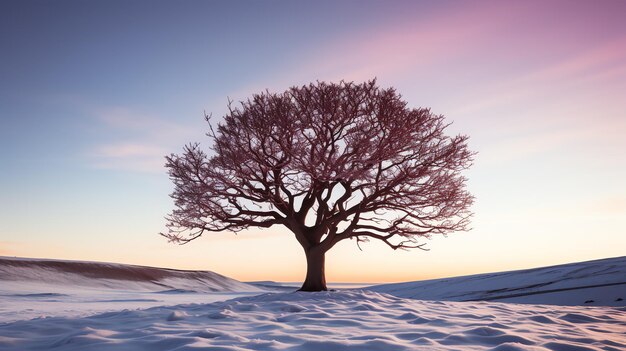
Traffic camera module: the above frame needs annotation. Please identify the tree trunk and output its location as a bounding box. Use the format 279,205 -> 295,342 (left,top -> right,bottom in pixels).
298,248 -> 327,291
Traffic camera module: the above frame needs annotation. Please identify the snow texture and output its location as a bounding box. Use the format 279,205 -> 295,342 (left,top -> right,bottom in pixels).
0,256 -> 260,293
369,256 -> 626,306
1,290 -> 624,351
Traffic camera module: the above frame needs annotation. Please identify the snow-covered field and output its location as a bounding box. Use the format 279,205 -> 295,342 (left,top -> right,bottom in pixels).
1,256 -> 625,350
0,281 -> 259,323
1,290 -> 625,351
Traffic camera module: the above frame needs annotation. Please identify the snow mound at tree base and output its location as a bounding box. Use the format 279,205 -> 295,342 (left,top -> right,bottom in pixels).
1,290 -> 624,351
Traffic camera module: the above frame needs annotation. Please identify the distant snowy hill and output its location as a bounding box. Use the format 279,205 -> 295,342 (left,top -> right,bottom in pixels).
368,256 -> 626,306
0,256 -> 260,293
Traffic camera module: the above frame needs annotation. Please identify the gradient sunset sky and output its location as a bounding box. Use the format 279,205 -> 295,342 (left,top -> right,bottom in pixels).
1,0 -> 625,283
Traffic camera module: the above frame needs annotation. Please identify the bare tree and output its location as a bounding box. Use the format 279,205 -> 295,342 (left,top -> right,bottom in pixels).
163,80 -> 474,291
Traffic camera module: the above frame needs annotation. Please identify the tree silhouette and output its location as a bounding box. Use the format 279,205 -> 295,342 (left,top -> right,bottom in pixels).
163,80 -> 474,291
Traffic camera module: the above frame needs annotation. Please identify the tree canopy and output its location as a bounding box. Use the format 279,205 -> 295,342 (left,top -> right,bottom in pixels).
163,80 -> 474,291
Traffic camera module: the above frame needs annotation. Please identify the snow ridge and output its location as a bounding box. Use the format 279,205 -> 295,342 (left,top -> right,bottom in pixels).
0,256 -> 259,293
369,256 -> 626,306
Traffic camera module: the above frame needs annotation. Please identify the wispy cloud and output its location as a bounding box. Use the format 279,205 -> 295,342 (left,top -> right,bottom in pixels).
0,241 -> 18,256
90,142 -> 168,173
589,196 -> 626,216
293,2 -> 502,83
487,194 -> 626,224
478,128 -> 596,165
95,106 -> 198,141
94,143 -> 165,158
86,106 -> 200,173
454,35 -> 626,114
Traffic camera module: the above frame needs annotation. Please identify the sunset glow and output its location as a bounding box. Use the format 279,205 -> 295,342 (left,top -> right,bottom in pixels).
1,0 -> 625,283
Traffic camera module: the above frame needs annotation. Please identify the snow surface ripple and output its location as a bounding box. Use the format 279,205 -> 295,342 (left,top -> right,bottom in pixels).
1,290 -> 624,351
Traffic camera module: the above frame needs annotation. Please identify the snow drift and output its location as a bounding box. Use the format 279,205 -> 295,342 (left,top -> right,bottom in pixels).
1,290 -> 624,351
369,256 -> 626,306
0,256 -> 259,293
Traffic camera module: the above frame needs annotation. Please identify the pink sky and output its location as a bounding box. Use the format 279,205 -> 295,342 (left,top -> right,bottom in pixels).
1,0 -> 625,282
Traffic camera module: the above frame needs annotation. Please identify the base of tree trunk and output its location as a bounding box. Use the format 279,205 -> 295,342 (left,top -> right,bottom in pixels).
298,282 -> 328,292
298,249 -> 327,292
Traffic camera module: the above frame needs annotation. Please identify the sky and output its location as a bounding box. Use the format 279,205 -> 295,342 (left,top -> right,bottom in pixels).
1,0 -> 625,283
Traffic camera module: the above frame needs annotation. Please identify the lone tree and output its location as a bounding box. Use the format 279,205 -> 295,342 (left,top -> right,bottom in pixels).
163,80 -> 474,291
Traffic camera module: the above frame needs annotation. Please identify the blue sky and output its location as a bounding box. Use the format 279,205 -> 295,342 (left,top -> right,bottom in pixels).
1,0 -> 625,282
